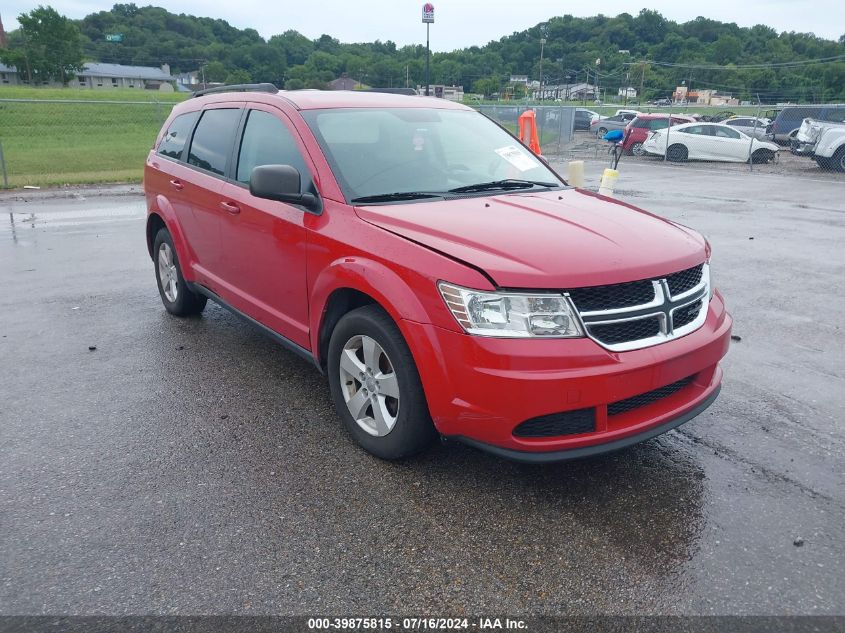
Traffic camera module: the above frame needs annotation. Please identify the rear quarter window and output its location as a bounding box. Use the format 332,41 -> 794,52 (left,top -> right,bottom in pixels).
157,111 -> 200,160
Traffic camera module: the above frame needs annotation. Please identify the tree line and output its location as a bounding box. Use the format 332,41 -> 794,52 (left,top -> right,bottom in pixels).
2,4 -> 844,102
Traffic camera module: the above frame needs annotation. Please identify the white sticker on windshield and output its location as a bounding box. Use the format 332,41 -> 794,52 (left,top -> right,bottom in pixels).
495,145 -> 536,172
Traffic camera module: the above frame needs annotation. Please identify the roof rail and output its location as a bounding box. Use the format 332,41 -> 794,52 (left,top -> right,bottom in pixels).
191,83 -> 278,98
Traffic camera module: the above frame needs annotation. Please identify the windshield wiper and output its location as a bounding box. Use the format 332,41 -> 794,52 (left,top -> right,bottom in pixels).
447,179 -> 558,194
350,191 -> 444,203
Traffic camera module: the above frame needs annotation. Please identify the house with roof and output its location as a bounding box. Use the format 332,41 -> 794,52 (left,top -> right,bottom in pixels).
0,61 -> 176,90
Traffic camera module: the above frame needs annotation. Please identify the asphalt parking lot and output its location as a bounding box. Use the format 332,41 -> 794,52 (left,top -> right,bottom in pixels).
1,163 -> 843,616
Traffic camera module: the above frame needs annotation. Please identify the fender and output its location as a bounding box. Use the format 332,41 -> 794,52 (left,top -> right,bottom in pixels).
309,256 -> 436,363
147,195 -> 198,283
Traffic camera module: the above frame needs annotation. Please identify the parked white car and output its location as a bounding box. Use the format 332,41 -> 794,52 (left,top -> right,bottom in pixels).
793,118 -> 845,172
642,122 -> 780,163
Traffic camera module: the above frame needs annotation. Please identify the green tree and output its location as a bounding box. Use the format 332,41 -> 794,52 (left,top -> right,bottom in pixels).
472,77 -> 499,97
1,6 -> 84,84
203,60 -> 228,82
225,69 -> 251,84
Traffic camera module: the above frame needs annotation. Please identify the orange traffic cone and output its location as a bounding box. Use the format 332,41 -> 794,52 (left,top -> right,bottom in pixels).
518,110 -> 542,155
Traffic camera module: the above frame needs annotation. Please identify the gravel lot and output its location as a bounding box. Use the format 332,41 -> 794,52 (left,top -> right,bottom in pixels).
1,164 -> 843,617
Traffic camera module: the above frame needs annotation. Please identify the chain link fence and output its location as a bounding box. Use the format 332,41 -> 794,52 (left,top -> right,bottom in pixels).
0,98 -> 171,187
0,97 -> 843,188
475,102 -> 845,177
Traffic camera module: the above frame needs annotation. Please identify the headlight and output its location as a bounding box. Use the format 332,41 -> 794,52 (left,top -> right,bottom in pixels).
438,282 -> 584,338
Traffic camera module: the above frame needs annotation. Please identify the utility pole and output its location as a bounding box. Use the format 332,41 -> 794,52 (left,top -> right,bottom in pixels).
639,61 -> 646,105
538,36 -> 546,102
422,3 -> 434,96
595,58 -> 601,105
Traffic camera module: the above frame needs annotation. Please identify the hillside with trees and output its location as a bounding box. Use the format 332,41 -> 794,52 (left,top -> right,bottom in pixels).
2,4 -> 844,101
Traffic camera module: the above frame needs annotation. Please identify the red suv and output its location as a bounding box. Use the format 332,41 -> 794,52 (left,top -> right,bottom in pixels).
144,86 -> 731,462
623,114 -> 696,155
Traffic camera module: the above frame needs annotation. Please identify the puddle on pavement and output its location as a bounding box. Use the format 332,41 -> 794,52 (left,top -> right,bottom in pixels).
1,201 -> 146,236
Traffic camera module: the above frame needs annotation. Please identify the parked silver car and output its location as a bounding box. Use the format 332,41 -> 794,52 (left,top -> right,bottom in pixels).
722,117 -> 771,140
591,112 -> 637,136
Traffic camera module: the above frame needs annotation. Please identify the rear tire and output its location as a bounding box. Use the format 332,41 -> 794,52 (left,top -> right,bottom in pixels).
830,147 -> 845,173
153,228 -> 207,317
666,144 -> 688,162
597,127 -> 608,136
630,142 -> 645,156
327,305 -> 437,460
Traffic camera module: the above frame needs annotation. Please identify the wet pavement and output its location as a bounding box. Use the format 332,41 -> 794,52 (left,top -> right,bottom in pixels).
1,166 -> 843,616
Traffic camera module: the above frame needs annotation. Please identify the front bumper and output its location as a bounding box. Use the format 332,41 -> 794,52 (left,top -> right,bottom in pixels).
402,291 -> 731,459
456,385 -> 720,462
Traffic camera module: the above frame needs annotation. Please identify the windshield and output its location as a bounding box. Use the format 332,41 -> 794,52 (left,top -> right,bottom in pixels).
302,108 -> 562,203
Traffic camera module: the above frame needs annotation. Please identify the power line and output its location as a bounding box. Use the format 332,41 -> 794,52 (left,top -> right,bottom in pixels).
631,54 -> 845,70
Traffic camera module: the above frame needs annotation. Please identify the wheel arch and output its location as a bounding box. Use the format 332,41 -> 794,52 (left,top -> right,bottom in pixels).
145,196 -> 195,280
310,258 -> 435,369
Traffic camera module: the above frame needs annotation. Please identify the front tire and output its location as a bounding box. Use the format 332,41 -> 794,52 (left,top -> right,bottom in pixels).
328,305 -> 437,460
153,228 -> 207,317
597,127 -> 608,136
751,149 -> 775,164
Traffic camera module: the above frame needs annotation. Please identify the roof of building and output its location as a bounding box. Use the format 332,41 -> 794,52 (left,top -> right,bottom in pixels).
80,63 -> 173,80
0,61 -> 174,80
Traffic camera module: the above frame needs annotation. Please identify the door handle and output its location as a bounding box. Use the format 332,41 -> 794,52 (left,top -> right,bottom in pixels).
169,179 -> 184,191
219,201 -> 241,215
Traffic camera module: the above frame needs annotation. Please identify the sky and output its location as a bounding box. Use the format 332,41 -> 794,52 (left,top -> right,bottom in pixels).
2,0 -> 843,51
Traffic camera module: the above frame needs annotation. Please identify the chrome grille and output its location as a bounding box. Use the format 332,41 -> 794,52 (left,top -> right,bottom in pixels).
589,316 -> 661,345
568,280 -> 654,312
567,264 -> 710,352
667,264 -> 703,296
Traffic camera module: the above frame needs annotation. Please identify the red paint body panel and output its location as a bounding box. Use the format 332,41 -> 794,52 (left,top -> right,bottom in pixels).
355,188 -> 706,288
144,91 -> 732,458
404,291 -> 730,450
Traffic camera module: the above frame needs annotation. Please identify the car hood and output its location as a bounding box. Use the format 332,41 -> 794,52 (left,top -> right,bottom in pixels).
355,189 -> 706,288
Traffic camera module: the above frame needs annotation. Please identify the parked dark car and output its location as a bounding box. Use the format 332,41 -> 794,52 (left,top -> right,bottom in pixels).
767,105 -> 845,144
574,108 -> 598,131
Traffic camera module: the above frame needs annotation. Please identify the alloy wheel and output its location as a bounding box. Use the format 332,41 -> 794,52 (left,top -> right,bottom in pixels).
157,242 -> 178,302
339,335 -> 400,437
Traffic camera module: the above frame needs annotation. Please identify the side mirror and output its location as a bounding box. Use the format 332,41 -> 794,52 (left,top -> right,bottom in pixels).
249,164 -> 317,209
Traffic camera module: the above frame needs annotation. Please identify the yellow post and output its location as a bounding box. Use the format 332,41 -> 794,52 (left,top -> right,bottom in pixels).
567,160 -> 585,187
598,168 -> 619,196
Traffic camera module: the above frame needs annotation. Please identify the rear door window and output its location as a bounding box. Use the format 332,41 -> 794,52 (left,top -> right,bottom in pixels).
157,111 -> 200,160
711,126 -> 741,139
236,110 -> 312,190
188,108 -> 242,176
648,119 -> 670,130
